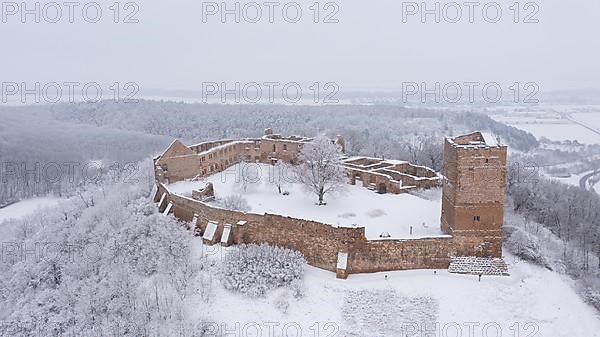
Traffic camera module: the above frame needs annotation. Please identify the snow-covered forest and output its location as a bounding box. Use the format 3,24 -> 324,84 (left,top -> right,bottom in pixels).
0,107 -> 169,207
505,156 -> 600,310
0,101 -> 538,206
0,162 -> 206,336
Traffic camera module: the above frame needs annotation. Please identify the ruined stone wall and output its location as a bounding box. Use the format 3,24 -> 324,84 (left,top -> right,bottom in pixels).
348,168 -> 439,194
155,155 -> 200,183
156,183 -> 364,272
157,138 -> 440,193
390,163 -> 437,178
259,138 -> 304,164
349,238 -> 454,272
192,182 -> 215,202
189,140 -> 237,153
155,183 -> 498,275
156,140 -> 263,183
153,132 -> 506,276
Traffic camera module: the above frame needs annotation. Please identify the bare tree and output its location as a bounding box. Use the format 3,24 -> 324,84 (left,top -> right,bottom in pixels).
421,136 -> 443,171
235,158 -> 261,193
221,194 -> 251,212
270,160 -> 292,194
343,129 -> 366,155
404,135 -> 425,164
295,135 -> 347,205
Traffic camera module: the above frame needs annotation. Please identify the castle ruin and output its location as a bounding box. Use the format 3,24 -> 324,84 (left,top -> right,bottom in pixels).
153,130 -> 507,278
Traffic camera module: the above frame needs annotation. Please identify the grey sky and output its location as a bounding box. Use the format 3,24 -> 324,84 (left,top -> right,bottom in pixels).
1,0 -> 599,93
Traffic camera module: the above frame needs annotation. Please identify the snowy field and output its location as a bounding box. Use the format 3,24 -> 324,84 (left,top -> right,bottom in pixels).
545,169 -> 600,195
167,164 -> 445,240
490,110 -> 600,144
191,241 -> 600,337
513,123 -> 600,144
0,196 -> 61,223
546,170 -> 588,187
572,112 -> 600,131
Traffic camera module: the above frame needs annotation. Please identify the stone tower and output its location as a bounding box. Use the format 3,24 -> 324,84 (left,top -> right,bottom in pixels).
440,132 -> 507,257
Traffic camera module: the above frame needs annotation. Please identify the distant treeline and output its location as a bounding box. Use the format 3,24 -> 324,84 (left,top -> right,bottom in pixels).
46,100 -> 538,151
0,107 -> 170,206
0,101 -> 538,205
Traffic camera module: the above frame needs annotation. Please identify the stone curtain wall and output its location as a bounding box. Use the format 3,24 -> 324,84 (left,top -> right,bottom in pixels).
156,139 -> 263,183
157,137 -> 440,192
156,183 -> 363,271
259,138 -> 305,164
156,137 -> 307,184
349,169 -> 440,194
155,183 -> 499,277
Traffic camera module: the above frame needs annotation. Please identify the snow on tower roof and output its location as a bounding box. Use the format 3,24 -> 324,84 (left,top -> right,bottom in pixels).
481,132 -> 502,147
448,132 -> 504,148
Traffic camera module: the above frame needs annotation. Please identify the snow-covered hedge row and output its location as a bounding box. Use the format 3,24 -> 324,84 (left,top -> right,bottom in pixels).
220,244 -> 305,297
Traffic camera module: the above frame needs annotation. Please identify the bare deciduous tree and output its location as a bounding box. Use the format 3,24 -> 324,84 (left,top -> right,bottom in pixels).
405,135 -> 426,164
270,160 -> 292,194
221,194 -> 251,212
234,158 -> 261,193
295,135 -> 347,205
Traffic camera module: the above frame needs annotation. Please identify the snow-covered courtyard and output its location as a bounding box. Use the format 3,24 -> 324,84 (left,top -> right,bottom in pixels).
167,163 -> 446,240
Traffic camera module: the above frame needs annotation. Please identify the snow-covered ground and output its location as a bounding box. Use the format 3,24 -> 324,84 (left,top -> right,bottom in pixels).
191,241 -> 600,337
514,123 -> 600,144
547,170 -> 587,187
546,169 -> 600,195
490,110 -> 600,144
572,112 -> 600,132
0,196 -> 61,223
167,164 -> 445,240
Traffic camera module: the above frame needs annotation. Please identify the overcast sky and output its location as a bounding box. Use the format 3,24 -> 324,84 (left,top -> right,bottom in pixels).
1,0 -> 599,93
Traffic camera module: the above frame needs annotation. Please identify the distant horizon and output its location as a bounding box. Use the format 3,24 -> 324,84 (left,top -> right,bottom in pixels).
2,0 -> 599,94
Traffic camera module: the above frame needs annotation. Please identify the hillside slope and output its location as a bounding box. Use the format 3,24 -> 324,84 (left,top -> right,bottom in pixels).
192,243 -> 600,337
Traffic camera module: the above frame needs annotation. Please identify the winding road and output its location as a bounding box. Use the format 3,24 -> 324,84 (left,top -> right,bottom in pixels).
579,169 -> 600,191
